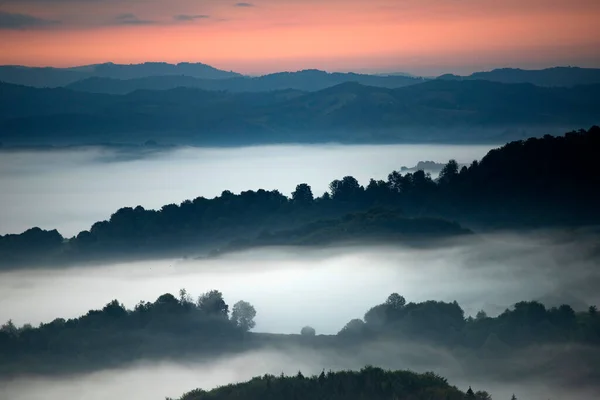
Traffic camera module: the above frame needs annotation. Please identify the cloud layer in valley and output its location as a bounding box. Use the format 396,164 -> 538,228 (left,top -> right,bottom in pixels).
0,144 -> 493,237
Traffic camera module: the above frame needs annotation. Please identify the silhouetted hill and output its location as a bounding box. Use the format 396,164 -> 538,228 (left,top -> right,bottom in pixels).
210,210 -> 471,257
2,285 -> 598,389
1,80 -> 598,145
174,368 -> 469,400
0,62 -> 241,87
2,127 -> 599,268
89,62 -> 241,80
65,69 -> 425,94
438,67 -> 600,87
0,66 -> 88,88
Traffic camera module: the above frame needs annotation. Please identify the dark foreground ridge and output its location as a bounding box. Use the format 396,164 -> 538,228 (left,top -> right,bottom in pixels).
171,367 -> 476,400
1,127 -> 599,269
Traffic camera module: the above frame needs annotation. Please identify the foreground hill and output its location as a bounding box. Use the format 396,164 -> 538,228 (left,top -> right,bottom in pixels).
65,69 -> 425,94
1,80 -> 598,146
172,367 -> 471,400
0,62 -> 241,88
438,66 -> 600,87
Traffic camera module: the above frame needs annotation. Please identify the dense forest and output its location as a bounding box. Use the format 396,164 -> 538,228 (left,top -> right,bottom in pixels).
1,288 -> 598,379
1,127 -> 599,269
171,367 -> 484,400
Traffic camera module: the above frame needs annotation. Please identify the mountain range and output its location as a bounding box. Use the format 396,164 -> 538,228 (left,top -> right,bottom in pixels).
2,63 -> 600,93
0,62 -> 241,88
1,79 -> 598,146
438,66 -> 600,87
65,70 -> 425,94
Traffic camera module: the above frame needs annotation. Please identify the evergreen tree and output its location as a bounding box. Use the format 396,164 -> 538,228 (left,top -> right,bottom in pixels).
466,386 -> 475,399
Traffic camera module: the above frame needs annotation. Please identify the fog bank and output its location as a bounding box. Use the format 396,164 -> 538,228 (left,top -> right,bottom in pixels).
1,232 -> 598,333
1,344 -> 597,400
0,144 -> 493,236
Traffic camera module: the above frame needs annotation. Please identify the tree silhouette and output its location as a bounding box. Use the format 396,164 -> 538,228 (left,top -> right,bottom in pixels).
197,290 -> 229,317
292,183 -> 314,204
231,300 -> 257,331
301,326 -> 316,336
465,386 -> 475,399
439,159 -> 459,184
385,293 -> 406,309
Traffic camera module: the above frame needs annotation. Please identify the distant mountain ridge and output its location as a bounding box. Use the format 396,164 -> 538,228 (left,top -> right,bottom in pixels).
65,69 -> 426,94
3,63 -> 600,91
438,66 -> 600,87
1,79 -> 599,146
0,62 -> 242,87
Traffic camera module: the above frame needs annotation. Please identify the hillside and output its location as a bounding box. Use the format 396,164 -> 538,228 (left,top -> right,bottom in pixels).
212,210 -> 471,257
438,66 -> 600,87
1,80 -> 598,146
2,286 -> 598,388
0,210 -> 469,269
65,69 -> 425,94
173,367 -> 470,400
1,127 -> 599,268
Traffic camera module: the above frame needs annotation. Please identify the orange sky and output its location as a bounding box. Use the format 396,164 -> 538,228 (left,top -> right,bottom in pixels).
0,0 -> 599,75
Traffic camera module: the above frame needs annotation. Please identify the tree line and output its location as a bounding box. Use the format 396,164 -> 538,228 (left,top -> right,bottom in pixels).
0,289 -> 256,375
338,293 -> 600,349
1,126 -> 599,268
1,289 -> 599,377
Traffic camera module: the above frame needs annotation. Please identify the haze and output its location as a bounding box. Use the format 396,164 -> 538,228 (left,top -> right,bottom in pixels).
2,232 -> 598,332
2,347 -> 599,400
0,144 -> 493,237
1,232 -> 599,400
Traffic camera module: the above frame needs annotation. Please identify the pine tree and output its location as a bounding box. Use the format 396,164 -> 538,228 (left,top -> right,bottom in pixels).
466,386 -> 476,399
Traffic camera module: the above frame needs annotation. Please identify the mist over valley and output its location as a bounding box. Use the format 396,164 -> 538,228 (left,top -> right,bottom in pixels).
2,2 -> 600,395
0,143 -> 493,237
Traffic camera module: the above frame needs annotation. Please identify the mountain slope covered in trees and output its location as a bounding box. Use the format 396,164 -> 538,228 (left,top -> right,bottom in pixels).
2,288 -> 599,387
172,367 -> 473,400
1,80 -> 598,146
1,127 -> 598,268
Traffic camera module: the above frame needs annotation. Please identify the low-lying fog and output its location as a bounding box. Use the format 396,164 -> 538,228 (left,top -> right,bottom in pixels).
1,233 -> 599,399
2,233 -> 598,332
3,143 -> 598,400
3,347 -> 599,400
0,143 -> 493,236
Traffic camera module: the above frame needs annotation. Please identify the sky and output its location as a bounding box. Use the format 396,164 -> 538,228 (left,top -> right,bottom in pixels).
0,0 -> 599,75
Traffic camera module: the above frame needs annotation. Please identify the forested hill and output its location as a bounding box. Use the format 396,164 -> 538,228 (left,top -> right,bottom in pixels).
2,288 -> 598,384
1,127 -> 599,269
172,367 -> 472,400
1,79 -> 599,146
